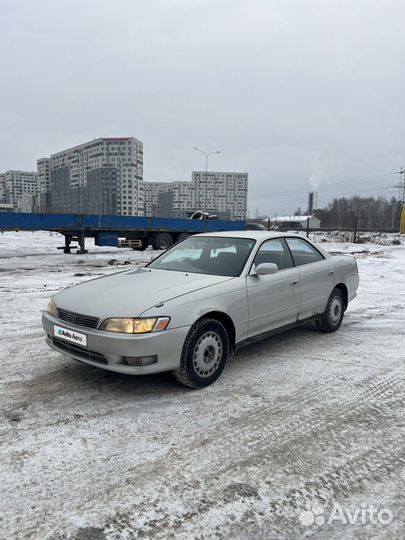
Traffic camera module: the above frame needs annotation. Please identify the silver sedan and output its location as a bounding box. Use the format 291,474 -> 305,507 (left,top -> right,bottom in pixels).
42,231 -> 359,387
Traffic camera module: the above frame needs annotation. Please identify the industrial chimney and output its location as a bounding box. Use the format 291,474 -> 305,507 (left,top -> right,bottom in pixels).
307,192 -> 315,215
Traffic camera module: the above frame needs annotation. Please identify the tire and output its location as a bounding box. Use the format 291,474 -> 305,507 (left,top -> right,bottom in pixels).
152,233 -> 173,250
316,288 -> 345,333
177,232 -> 190,242
173,318 -> 229,388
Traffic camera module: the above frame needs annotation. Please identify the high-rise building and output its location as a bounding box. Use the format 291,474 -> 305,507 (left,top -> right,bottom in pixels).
1,170 -> 39,211
157,181 -> 193,218
37,158 -> 51,212
191,171 -> 248,220
39,137 -> 144,215
144,172 -> 248,220
143,181 -> 194,218
143,181 -> 166,216
0,173 -> 5,203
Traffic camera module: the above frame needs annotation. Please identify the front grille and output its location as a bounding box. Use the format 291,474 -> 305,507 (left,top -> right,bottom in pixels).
57,308 -> 99,329
52,337 -> 108,365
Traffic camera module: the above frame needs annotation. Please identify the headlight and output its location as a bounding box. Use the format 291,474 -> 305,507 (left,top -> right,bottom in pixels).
99,317 -> 170,334
47,300 -> 57,317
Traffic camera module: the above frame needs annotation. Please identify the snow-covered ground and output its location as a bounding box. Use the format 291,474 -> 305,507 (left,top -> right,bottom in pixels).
0,231 -> 404,540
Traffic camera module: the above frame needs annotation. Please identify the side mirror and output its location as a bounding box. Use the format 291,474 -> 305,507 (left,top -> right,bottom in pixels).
255,263 -> 279,275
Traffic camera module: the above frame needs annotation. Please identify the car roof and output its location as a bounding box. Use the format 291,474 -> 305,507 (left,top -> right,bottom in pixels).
195,230 -> 290,240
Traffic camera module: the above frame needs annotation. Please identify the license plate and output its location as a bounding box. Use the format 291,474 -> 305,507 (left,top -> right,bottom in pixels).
53,325 -> 87,347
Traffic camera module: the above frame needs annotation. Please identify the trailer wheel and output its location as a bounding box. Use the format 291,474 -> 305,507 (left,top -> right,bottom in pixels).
152,233 -> 173,250
177,232 -> 190,243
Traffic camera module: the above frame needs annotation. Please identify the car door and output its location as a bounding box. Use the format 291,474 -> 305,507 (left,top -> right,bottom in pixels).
285,236 -> 334,320
247,238 -> 301,337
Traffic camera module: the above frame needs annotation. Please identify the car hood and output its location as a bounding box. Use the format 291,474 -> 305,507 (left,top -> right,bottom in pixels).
53,267 -> 233,320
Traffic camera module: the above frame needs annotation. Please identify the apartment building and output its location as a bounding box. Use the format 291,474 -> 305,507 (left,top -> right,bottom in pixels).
37,157 -> 51,212
158,181 -> 194,218
0,173 -> 5,203
143,181 -> 193,218
192,171 -> 248,220
143,182 -> 166,216
1,170 -> 38,211
39,137 -> 144,215
144,172 -> 248,220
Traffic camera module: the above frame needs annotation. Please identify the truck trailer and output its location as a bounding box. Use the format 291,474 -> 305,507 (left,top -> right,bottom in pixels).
0,212 -> 246,253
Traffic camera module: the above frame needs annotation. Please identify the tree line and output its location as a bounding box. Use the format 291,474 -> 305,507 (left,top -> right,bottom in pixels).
300,196 -> 402,229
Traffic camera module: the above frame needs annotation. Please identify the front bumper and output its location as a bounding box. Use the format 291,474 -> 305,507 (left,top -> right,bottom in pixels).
42,312 -> 190,375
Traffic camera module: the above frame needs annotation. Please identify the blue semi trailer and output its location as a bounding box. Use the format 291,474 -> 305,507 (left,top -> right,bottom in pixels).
0,212 -> 246,253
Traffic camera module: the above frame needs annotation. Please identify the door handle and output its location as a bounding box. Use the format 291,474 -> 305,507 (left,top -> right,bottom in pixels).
290,279 -> 299,286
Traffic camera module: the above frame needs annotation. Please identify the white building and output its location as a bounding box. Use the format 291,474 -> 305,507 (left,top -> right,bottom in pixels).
143,182 -> 166,216
268,215 -> 321,230
144,171 -> 248,220
158,181 -> 194,218
0,173 -> 5,203
37,157 -> 51,211
191,171 -> 248,220
1,170 -> 38,211
39,137 -> 144,215
0,203 -> 14,213
37,157 -> 51,193
18,193 -> 37,213
144,181 -> 192,218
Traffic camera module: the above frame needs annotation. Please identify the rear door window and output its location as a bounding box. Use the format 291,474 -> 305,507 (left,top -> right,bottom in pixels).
285,237 -> 324,266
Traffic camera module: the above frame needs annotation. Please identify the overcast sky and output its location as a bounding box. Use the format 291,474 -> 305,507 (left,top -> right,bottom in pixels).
0,0 -> 403,216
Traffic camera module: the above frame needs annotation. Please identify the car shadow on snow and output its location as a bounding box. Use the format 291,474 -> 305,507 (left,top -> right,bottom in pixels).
40,322 -> 321,398
230,321 -> 320,368
58,361 -> 183,395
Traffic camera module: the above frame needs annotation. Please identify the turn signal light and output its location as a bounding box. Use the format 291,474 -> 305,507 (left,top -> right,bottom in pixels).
125,355 -> 158,366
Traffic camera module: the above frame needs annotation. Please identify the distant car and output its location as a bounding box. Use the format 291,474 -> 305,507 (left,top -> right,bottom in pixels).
42,232 -> 359,388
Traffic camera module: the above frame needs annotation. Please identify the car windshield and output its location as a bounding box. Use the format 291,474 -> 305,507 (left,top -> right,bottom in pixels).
148,236 -> 256,277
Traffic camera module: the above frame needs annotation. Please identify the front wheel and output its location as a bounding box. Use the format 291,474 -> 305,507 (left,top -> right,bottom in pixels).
173,318 -> 229,388
316,288 -> 344,332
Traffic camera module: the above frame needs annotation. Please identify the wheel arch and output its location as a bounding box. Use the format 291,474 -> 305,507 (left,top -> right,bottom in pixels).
196,311 -> 236,350
334,283 -> 348,310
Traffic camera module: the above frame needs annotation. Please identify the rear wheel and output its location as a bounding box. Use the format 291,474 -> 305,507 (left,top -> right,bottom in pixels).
173,318 -> 229,388
316,288 -> 344,332
152,232 -> 173,250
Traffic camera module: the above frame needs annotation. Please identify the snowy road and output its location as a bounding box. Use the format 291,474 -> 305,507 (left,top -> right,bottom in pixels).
0,232 -> 404,540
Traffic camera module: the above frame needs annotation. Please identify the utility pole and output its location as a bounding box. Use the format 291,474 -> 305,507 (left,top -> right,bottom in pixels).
395,167 -> 405,207
193,147 -> 221,212
396,167 -> 405,234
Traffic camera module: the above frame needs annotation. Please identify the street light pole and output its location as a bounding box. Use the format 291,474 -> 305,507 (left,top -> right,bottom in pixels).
193,147 -> 221,212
